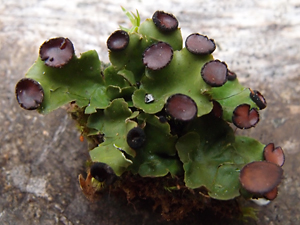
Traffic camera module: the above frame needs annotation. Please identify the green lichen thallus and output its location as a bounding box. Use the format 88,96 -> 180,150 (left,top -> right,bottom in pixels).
16,8 -> 284,221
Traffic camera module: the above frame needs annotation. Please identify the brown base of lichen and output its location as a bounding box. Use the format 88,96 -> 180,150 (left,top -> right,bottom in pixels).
112,173 -> 243,221
79,171 -> 244,222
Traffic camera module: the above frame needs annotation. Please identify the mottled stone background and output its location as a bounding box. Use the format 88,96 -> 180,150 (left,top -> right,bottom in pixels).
0,0 -> 299,224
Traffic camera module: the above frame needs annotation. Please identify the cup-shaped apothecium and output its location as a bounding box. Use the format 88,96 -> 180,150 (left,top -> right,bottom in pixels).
239,161 -> 283,196
152,11 -> 179,32
39,37 -> 74,68
107,30 -> 130,51
143,42 -> 173,70
15,78 -> 44,110
185,33 -> 216,55
232,104 -> 260,129
165,94 -> 198,121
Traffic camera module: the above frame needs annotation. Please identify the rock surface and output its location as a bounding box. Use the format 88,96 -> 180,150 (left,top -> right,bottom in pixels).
1,0 -> 300,224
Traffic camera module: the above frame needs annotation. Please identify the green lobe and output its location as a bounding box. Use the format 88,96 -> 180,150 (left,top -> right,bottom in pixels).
176,115 -> 264,200
88,99 -> 140,175
129,114 -> 182,177
109,32 -> 152,82
133,48 -> 213,116
89,143 -> 133,176
138,19 -> 183,51
25,50 -> 109,114
208,79 -> 260,122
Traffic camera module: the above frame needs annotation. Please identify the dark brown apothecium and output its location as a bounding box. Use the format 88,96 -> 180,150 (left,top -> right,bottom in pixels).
39,37 -> 74,68
127,127 -> 146,150
15,78 -> 44,110
143,42 -> 173,70
263,143 -> 285,167
107,30 -> 130,51
185,33 -> 216,55
90,162 -> 117,185
250,89 -> 267,110
165,94 -> 197,121
239,161 -> 283,195
264,186 -> 278,200
152,11 -> 178,32
201,60 -> 228,87
210,100 -> 223,118
227,69 -> 237,81
232,104 -> 259,129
